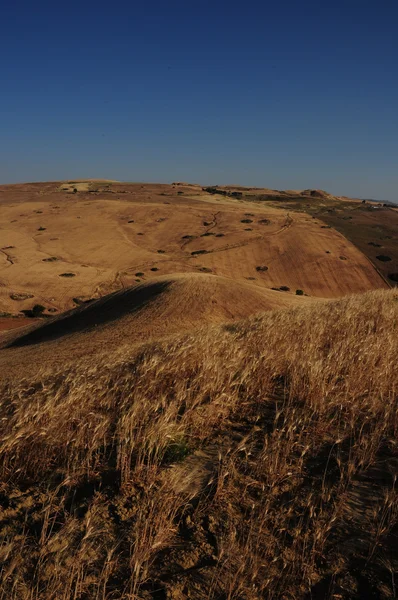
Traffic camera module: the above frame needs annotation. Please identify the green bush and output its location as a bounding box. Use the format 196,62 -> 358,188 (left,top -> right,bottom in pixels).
296,289 -> 304,295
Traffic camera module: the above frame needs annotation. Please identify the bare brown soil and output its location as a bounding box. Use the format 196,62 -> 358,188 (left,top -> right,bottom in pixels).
0,181 -> 387,326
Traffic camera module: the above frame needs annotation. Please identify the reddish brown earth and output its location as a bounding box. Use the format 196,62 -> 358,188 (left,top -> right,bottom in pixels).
0,181 -> 387,330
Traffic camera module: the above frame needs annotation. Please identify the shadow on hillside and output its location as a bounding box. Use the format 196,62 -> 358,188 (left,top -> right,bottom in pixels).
7,280 -> 170,348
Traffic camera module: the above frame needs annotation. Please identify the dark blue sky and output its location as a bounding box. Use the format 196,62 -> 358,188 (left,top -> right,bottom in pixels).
1,0 -> 397,200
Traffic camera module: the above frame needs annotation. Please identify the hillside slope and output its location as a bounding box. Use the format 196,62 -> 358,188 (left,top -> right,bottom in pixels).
0,273 -> 314,377
0,288 -> 397,599
0,181 -> 387,321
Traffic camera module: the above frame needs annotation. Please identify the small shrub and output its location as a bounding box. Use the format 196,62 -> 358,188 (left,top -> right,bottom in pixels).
10,292 -> 34,301
162,436 -> 190,464
191,250 -> 208,256
279,286 -> 290,291
215,233 -> 225,237
244,228 -> 252,231
157,250 -> 165,253
241,219 -> 253,224
32,304 -> 45,317
256,266 -> 268,272
296,289 -> 304,295
42,257 -> 58,262
128,220 -> 134,223
59,272 -> 76,277
376,255 -> 392,262
37,226 -> 46,231
21,304 -> 46,318
150,267 -> 159,272
135,272 -> 144,277
199,267 -> 212,273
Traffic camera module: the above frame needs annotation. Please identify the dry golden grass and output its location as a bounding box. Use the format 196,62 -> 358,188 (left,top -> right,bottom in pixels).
0,288 -> 397,599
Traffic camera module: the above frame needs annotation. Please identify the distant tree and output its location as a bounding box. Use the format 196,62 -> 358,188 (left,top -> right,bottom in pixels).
32,304 -> 45,317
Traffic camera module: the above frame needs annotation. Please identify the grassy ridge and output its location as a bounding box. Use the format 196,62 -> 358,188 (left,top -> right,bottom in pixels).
1,289 -> 397,599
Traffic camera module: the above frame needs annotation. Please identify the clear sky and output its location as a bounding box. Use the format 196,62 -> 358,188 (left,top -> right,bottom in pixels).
1,0 -> 397,200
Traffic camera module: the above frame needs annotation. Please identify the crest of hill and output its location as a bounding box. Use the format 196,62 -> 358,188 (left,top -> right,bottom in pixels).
1,273 -> 313,375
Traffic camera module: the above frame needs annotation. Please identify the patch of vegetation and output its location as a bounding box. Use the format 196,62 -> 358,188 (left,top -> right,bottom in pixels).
162,436 -> 190,465
241,219 -> 253,223
215,233 -> 225,237
182,235 -> 195,240
157,250 -> 166,253
59,272 -> 76,277
199,267 -> 212,273
128,220 -> 134,223
256,265 -> 268,272
1,290 -> 398,598
42,257 -> 58,262
201,232 -> 215,237
258,219 -> 270,225
191,250 -> 208,256
135,272 -> 144,277
21,304 -> 46,318
279,286 -> 290,291
339,256 -> 347,260
202,186 -> 242,199
296,289 -> 304,295
10,292 -> 34,301
244,228 -> 252,231
37,226 -> 46,231
150,267 -> 159,272
376,255 -> 392,262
